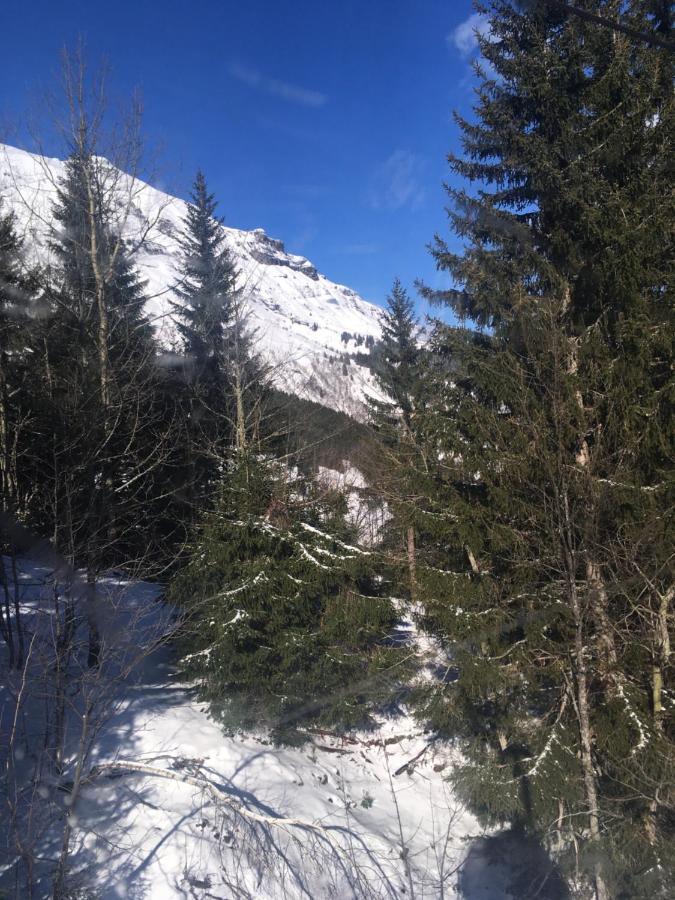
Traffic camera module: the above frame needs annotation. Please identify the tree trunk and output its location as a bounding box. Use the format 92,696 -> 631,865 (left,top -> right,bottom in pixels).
652,585 -> 672,721
0,553 -> 15,667
234,366 -> 247,453
646,585 -> 672,846
560,477 -> 609,900
406,525 -> 417,601
10,549 -> 24,668
0,359 -> 18,665
86,567 -> 101,669
585,556 -> 618,686
52,700 -> 92,899
84,157 -> 111,412
569,573 -> 610,900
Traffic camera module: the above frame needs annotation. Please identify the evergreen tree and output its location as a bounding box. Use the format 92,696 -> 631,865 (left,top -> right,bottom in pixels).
173,172 -> 239,509
174,172 -> 237,374
40,148 -> 166,581
0,204 -> 39,515
412,3 -> 673,898
366,280 -> 427,597
370,279 -> 420,434
0,203 -> 40,667
170,451 -> 405,737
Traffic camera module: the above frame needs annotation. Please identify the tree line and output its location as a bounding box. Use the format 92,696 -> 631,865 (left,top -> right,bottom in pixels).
0,2 -> 673,897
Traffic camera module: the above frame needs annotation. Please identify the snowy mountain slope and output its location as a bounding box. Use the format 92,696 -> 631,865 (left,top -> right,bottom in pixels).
0,143 -> 384,418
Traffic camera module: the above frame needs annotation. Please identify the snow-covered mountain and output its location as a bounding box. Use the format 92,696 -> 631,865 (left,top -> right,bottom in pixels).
0,144 -> 384,418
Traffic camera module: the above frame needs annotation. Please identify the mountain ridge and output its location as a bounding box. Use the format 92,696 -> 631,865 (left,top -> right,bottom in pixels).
0,143 -> 384,418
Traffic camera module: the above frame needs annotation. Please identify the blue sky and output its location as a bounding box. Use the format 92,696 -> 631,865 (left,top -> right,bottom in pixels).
0,0 -> 485,312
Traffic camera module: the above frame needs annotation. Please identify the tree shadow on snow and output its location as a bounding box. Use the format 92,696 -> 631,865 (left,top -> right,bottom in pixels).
459,829 -> 569,900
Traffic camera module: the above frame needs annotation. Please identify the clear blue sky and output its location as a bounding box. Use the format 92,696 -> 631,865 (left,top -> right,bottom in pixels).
1,0 -> 484,312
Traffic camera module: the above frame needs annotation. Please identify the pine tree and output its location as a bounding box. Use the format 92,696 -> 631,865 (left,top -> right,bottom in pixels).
170,451 -> 405,737
0,203 -> 40,667
173,172 -> 239,509
0,204 -> 38,515
370,279 -> 420,434
40,148 -> 166,586
367,280 -> 427,597
412,3 -> 674,897
174,172 -> 237,372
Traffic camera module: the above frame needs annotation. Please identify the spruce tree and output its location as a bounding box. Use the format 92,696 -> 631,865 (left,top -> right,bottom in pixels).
412,3 -> 673,897
170,451 -> 404,737
367,280 -> 427,597
0,203 -> 40,667
42,149 -> 164,579
0,204 -> 38,515
173,172 -> 239,510
369,279 -> 420,434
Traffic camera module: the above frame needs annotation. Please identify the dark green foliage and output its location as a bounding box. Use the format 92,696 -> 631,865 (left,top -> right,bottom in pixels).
32,151 -> 168,571
369,279 -> 420,432
365,279 -> 437,593
266,389 -> 373,474
0,204 -> 41,665
0,204 -> 41,517
172,172 -> 239,509
0,204 -> 38,332
170,452 -> 405,735
407,2 -> 674,896
173,171 -> 237,371
51,154 -> 152,351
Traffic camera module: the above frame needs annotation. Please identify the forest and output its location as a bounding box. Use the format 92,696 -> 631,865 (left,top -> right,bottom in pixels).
0,2 -> 673,898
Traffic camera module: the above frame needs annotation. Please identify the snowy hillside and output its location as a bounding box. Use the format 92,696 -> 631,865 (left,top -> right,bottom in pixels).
0,144 -> 384,418
0,559 -> 553,900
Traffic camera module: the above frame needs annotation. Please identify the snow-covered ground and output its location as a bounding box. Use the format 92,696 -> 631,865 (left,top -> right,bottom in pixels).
316,461 -> 389,545
0,143 -> 385,418
1,560 -> 559,899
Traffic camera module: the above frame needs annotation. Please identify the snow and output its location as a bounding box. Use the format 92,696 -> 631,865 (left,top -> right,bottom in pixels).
0,559 -> 528,899
0,143 -> 384,418
316,461 -> 390,545
75,681 -> 476,898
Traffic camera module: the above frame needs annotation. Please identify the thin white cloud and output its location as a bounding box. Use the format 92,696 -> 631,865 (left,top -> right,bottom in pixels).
340,242 -> 379,256
229,62 -> 327,108
448,12 -> 490,57
367,150 -> 426,212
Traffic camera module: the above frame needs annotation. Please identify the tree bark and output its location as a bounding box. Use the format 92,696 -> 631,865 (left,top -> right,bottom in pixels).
406,525 -> 417,601
569,573 -> 610,900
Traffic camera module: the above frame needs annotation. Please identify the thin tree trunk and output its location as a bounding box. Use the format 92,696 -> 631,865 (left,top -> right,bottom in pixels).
86,566 -> 100,669
52,699 -> 93,899
0,358 -> 17,665
652,585 -> 672,721
83,157 -> 111,412
52,579 -> 75,774
646,585 -> 672,846
560,480 -> 609,900
406,525 -> 417,601
585,556 -> 618,683
0,553 -> 15,667
569,574 -> 610,900
567,319 -> 618,686
10,549 -> 24,667
465,545 -> 480,575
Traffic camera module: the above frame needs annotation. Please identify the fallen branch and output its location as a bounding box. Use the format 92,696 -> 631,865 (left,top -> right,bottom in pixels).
86,761 -> 341,847
393,739 -> 437,777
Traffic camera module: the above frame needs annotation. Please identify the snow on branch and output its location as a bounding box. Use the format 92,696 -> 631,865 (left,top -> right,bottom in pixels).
298,522 -> 370,555
616,682 -> 650,756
